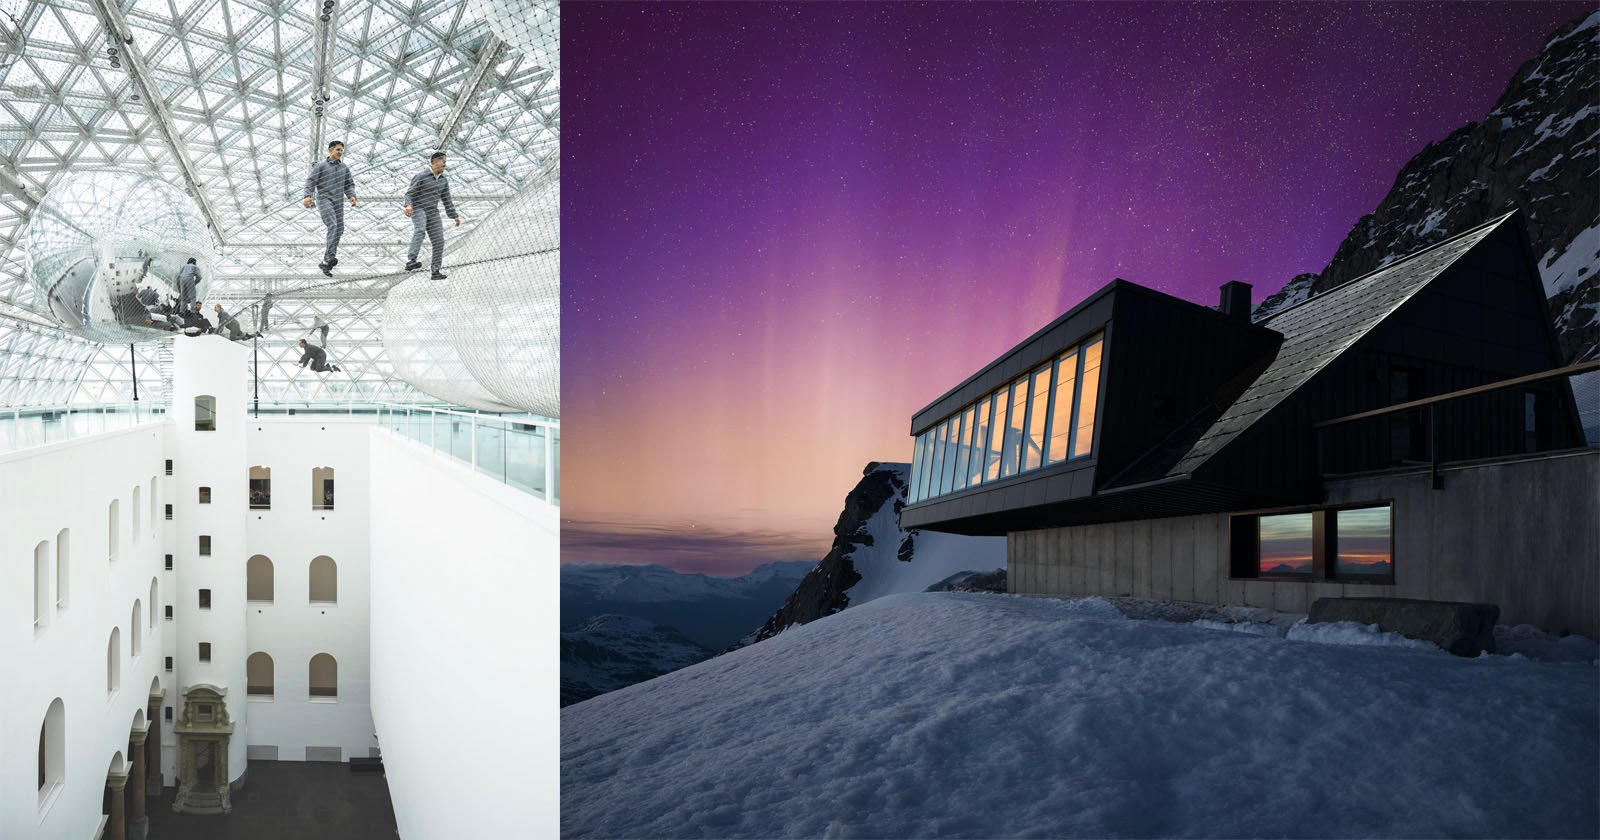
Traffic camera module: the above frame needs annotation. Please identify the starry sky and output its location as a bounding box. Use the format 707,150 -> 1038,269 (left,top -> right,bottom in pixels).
563,1 -> 1594,575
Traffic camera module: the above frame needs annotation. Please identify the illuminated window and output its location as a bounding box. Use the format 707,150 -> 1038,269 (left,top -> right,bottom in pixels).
986,387 -> 1009,481
1000,376 -> 1028,478
952,406 -> 974,491
1022,365 -> 1051,472
1073,337 -> 1103,457
1047,349 -> 1079,463
968,398 -> 991,487
909,435 -> 928,503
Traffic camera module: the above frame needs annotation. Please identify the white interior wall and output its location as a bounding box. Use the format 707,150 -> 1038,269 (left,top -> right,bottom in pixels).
243,418 -> 377,762
168,336 -> 252,785
369,429 -> 559,840
0,424 -> 166,840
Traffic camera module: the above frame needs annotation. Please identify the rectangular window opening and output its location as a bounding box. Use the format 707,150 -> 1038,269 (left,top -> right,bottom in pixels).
198,535 -> 211,556
198,589 -> 211,610
198,642 -> 211,662
198,487 -> 211,504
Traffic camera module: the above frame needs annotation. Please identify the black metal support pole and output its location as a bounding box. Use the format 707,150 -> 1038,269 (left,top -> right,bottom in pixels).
253,337 -> 260,418
129,344 -> 138,403
1429,405 -> 1442,490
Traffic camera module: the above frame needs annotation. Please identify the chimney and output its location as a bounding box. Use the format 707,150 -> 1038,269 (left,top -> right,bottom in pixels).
1219,281 -> 1253,323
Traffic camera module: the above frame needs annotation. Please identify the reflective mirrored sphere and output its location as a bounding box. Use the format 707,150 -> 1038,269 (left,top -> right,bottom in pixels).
24,170 -> 216,343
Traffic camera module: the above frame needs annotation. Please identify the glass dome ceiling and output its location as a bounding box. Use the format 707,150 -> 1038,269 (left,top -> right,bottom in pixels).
0,0 -> 557,408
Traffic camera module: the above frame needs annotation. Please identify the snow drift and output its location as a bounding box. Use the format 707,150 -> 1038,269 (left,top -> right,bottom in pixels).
562,592 -> 1599,839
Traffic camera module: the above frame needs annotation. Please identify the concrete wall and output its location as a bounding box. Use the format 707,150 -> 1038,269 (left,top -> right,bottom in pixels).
1010,449 -> 1599,638
0,423 -> 167,840
369,428 -> 559,840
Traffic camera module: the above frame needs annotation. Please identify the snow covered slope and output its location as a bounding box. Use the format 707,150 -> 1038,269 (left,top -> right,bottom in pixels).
562,593 -> 1598,839
560,614 -> 713,707
748,462 -> 1003,643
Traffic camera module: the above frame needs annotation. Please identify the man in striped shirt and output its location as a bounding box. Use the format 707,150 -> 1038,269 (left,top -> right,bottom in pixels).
302,140 -> 358,277
403,151 -> 463,280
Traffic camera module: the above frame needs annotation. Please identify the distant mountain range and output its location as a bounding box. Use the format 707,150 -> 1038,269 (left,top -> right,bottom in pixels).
561,614 -> 714,706
562,560 -> 812,650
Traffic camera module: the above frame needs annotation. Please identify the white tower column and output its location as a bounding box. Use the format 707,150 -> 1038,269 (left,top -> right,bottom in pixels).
168,335 -> 251,790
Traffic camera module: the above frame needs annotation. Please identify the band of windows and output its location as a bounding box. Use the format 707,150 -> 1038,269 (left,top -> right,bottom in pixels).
910,332 -> 1103,504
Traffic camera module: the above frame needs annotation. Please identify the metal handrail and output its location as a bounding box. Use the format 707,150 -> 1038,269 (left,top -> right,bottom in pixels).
1313,361 -> 1597,490
373,400 -> 558,428
374,402 -> 558,505
1313,360 -> 1598,429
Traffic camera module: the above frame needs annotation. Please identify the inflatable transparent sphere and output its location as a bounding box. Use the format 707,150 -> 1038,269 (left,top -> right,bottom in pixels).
23,170 -> 216,343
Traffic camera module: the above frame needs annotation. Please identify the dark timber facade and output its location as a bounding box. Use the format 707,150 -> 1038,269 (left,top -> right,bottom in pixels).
902,213 -> 1598,637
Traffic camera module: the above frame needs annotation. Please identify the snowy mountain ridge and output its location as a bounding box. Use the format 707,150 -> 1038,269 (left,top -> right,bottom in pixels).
1252,10 -> 1598,369
747,461 -> 1004,644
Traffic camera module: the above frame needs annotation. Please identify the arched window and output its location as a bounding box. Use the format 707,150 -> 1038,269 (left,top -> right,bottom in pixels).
132,485 -> 142,540
33,540 -> 49,630
249,466 -> 271,510
107,499 -> 119,561
312,467 -> 335,510
247,653 -> 274,697
309,556 -> 337,603
38,698 -> 64,803
149,579 -> 157,629
107,628 -> 121,695
309,653 -> 337,698
131,602 -> 142,657
194,395 -> 216,431
56,529 -> 69,610
247,555 -> 274,602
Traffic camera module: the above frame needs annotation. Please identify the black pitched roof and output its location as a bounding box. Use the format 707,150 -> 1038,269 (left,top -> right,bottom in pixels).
1159,211 -> 1514,479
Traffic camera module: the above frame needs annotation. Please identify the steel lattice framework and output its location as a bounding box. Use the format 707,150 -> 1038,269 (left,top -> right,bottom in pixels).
0,0 -> 556,407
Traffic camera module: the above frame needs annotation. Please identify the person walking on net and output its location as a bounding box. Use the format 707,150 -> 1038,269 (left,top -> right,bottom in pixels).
403,151 -> 462,280
302,140 -> 357,277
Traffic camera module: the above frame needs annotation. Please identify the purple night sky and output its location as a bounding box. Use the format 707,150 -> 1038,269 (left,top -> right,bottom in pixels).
563,2 -> 1594,575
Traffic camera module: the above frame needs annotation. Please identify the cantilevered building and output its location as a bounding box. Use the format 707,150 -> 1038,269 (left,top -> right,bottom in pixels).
903,213 -> 1597,638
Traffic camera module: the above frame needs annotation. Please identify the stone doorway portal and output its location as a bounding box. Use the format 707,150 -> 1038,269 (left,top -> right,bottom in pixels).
172,685 -> 235,814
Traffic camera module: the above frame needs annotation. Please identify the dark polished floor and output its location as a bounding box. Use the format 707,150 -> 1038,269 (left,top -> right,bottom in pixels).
145,760 -> 399,840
